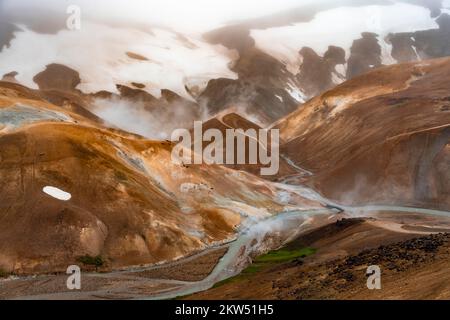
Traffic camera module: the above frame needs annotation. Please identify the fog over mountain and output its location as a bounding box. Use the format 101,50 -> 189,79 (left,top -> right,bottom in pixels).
2,0 -> 450,130
1,0 -> 313,32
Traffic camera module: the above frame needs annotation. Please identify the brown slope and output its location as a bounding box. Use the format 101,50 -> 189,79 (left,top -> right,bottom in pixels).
275,57 -> 450,209
198,47 -> 302,124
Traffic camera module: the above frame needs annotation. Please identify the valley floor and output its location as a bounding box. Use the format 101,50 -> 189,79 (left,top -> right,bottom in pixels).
1,210 -> 450,300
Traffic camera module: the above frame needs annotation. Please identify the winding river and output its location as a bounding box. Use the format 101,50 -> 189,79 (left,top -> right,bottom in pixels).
145,182 -> 450,300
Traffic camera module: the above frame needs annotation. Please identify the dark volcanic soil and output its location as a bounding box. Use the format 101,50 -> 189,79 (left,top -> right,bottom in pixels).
274,233 -> 450,299
187,218 -> 450,300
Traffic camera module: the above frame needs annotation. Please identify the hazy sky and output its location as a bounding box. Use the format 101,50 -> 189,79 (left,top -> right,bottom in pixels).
2,0 -> 319,32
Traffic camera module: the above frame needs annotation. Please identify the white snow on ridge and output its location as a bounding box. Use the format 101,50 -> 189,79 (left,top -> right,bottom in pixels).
331,71 -> 344,85
0,23 -> 237,100
335,64 -> 346,77
251,3 -> 438,72
275,94 -> 283,102
43,186 -> 72,201
286,82 -> 306,103
379,37 -> 397,65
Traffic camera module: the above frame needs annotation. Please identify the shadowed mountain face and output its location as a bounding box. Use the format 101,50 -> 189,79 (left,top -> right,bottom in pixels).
297,46 -> 346,98
346,32 -> 382,79
33,64 -> 81,92
198,47 -> 302,124
388,13 -> 450,62
0,21 -> 18,50
276,57 -> 450,210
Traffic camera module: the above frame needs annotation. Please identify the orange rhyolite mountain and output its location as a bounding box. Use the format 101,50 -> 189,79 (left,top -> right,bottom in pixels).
276,57 -> 450,210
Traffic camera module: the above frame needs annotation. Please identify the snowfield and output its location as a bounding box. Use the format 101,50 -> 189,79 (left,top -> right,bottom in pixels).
250,3 -> 439,72
43,186 -> 72,201
0,22 -> 237,100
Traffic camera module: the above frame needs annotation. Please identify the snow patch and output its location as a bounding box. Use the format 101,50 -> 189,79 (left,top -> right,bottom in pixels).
411,44 -> 422,61
379,37 -> 397,65
328,96 -> 355,117
331,64 -> 347,85
331,72 -> 344,85
335,64 -> 346,77
43,186 -> 72,201
286,82 -> 306,103
275,94 -> 283,102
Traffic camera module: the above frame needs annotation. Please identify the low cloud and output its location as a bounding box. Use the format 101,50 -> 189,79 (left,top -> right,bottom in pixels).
92,96 -> 210,140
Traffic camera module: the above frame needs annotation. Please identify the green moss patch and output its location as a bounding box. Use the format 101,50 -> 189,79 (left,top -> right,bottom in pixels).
212,247 -> 316,288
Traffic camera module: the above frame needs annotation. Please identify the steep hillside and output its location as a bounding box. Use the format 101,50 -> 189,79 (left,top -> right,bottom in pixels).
276,57 -> 450,210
